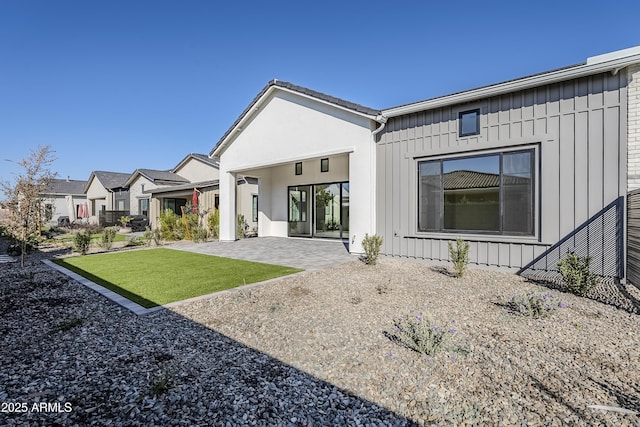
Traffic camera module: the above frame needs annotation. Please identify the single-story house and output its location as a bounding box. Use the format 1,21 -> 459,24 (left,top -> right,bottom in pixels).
124,168 -> 189,219
125,153 -> 258,232
40,177 -> 88,224
84,171 -> 131,225
211,45 -> 640,280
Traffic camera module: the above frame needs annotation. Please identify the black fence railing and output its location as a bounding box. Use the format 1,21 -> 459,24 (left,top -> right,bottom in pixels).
99,210 -> 130,227
518,197 -> 624,281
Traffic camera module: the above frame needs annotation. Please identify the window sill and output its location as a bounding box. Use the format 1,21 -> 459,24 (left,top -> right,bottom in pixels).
405,232 -> 543,245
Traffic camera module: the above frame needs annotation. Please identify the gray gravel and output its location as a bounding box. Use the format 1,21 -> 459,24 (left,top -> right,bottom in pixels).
1,244 -> 640,426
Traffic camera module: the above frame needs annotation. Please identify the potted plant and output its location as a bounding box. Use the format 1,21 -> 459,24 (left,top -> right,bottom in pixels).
119,215 -> 133,233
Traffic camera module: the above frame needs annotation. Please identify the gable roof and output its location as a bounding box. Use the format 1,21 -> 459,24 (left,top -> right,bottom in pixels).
85,171 -> 131,193
383,45 -> 640,118
124,169 -> 188,187
43,178 -> 87,196
173,153 -> 220,172
210,79 -> 381,157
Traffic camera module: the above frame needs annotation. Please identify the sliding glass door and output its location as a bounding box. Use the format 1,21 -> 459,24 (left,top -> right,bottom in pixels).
288,182 -> 349,239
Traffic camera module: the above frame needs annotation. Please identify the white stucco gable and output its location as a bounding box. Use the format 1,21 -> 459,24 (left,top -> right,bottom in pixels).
211,81 -> 383,253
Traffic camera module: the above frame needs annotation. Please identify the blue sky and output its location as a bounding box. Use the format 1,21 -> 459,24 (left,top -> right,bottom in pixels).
1,0 -> 639,184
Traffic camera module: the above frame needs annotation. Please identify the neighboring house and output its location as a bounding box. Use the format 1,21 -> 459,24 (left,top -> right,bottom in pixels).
40,178 -> 88,224
84,171 -> 131,225
126,153 -> 258,232
124,168 -> 189,219
211,45 -> 640,280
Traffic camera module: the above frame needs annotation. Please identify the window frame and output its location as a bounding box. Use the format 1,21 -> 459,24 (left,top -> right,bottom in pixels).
459,109 -> 480,137
252,194 -> 258,222
295,162 -> 302,176
416,147 -> 536,237
320,158 -> 329,173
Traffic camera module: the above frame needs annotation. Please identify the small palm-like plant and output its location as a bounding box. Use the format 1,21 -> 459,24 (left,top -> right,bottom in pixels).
448,238 -> 470,278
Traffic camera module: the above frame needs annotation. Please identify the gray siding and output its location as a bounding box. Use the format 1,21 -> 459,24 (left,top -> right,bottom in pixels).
628,189 -> 640,287
376,71 -> 627,272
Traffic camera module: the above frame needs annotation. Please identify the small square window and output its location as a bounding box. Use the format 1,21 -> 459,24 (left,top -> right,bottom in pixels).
459,109 -> 480,137
321,158 -> 329,173
295,162 -> 302,175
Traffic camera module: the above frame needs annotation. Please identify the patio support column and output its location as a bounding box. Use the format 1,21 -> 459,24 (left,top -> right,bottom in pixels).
219,170 -> 237,242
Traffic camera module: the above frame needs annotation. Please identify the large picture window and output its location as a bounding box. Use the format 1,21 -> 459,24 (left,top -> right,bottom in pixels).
418,149 -> 534,235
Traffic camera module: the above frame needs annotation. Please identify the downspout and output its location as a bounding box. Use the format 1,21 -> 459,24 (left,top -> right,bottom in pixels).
372,114 -> 388,136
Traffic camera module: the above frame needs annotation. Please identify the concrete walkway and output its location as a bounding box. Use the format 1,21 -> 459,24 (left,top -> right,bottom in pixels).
169,236 -> 357,270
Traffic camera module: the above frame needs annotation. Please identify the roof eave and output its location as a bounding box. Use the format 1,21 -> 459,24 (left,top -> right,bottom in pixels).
382,54 -> 640,118
210,84 -> 379,159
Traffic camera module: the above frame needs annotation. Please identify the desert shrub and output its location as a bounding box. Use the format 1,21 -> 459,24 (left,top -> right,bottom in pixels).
143,226 -> 153,246
191,226 -> 208,243
208,209 -> 220,239
150,368 -> 173,397
508,291 -> 566,318
557,251 -> 599,296
124,236 -> 144,247
158,209 -> 183,240
54,317 -> 84,332
389,311 -> 456,356
448,238 -> 469,278
237,214 -> 247,238
362,233 -> 383,265
99,226 -> 118,250
73,229 -> 92,255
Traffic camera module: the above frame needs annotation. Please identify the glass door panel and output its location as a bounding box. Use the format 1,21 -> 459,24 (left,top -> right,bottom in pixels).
288,186 -> 311,237
314,183 -> 341,239
341,183 -> 349,239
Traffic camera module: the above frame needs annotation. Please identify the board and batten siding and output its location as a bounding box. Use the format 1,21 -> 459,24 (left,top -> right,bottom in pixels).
376,70 -> 627,272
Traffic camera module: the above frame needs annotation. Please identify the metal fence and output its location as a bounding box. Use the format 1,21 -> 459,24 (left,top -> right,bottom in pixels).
519,197 -> 624,282
627,190 -> 640,288
98,210 -> 130,227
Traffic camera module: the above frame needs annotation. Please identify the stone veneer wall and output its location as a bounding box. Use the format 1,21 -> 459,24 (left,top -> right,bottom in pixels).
628,64 -> 640,191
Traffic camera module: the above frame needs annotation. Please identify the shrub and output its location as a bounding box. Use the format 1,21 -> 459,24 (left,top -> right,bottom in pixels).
508,291 -> 566,318
557,251 -> 599,296
191,226 -> 208,243
73,229 -> 92,255
119,215 -> 132,228
159,209 -> 182,240
99,226 -> 118,250
237,214 -> 247,238
362,233 -> 383,265
208,209 -> 220,239
143,226 -> 153,246
150,368 -> 173,397
124,236 -> 144,247
389,311 -> 456,356
448,238 -> 469,278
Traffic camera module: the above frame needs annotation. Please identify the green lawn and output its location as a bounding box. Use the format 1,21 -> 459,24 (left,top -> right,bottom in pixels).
53,248 -> 302,308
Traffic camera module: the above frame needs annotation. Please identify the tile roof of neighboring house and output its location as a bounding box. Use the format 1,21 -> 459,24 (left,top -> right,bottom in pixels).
173,153 -> 220,172
87,171 -> 132,192
135,169 -> 189,185
43,178 -> 88,196
146,175 -> 257,195
211,79 -> 380,156
146,180 -> 220,195
429,170 -> 531,190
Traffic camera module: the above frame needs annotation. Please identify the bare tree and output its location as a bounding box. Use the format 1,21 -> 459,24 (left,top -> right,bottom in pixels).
1,145 -> 57,267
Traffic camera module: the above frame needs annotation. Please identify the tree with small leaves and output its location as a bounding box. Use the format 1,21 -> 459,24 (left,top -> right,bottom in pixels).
1,145 -> 57,267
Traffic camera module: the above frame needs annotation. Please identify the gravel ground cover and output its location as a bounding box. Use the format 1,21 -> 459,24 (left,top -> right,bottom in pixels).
1,242 -> 640,426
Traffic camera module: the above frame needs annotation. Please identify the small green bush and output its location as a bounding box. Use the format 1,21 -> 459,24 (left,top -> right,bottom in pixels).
99,226 -> 118,250
448,238 -> 470,278
389,311 -> 456,356
508,291 -> 566,318
159,209 -> 182,240
237,214 -> 247,239
362,233 -> 383,265
150,368 -> 173,397
73,229 -> 92,255
557,251 -> 599,296
191,226 -> 208,243
208,209 -> 220,239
